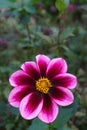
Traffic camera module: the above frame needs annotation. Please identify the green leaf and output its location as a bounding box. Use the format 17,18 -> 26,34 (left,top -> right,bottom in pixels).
55,0 -> 66,12
0,102 -> 6,114
55,0 -> 69,12
60,45 -> 78,60
31,0 -> 41,5
7,105 -> 19,115
57,126 -> 72,130
63,0 -> 70,6
0,122 -> 6,127
0,0 -> 13,9
9,0 -> 17,2
60,27 -> 74,41
19,13 -> 30,25
6,123 -> 14,130
53,95 -> 78,129
81,5 -> 87,11
3,87 -> 10,98
24,6 -> 36,14
27,118 -> 48,130
36,32 -> 52,44
24,0 -> 41,5
23,0 -> 30,4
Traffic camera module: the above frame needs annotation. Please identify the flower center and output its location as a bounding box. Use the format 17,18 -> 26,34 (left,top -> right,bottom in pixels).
36,77 -> 51,94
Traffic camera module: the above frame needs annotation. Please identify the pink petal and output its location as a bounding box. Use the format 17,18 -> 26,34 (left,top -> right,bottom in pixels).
38,95 -> 59,123
8,85 -> 34,108
9,70 -> 35,87
36,54 -> 50,77
52,73 -> 77,89
50,86 -> 74,106
46,58 -> 68,79
21,62 -> 40,80
19,92 -> 43,120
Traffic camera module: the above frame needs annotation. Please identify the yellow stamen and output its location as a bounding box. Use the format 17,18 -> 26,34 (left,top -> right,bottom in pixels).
36,77 -> 51,94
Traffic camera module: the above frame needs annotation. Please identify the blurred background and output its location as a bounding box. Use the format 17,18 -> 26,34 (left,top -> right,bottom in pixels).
0,0 -> 87,130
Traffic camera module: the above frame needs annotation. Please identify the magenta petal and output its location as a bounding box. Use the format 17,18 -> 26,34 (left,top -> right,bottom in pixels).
36,54 -> 50,77
52,73 -> 77,89
38,95 -> 59,123
8,85 -> 34,108
20,92 -> 43,120
9,70 -> 34,87
50,86 -> 74,106
21,61 -> 40,80
46,58 -> 68,79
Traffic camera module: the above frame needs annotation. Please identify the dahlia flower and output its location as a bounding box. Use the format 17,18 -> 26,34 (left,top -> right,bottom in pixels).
67,4 -> 75,12
8,54 -> 77,123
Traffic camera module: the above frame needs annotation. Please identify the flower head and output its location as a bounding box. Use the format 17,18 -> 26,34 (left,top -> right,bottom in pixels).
36,2 -> 44,7
67,4 -> 75,12
43,28 -> 52,35
0,38 -> 8,50
8,54 -> 77,123
50,6 -> 57,13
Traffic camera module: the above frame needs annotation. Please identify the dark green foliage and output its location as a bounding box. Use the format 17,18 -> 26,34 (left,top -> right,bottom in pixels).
0,0 -> 87,130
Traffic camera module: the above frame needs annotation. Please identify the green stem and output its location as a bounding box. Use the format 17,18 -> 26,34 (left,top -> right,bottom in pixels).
48,124 -> 51,130
48,123 -> 56,130
25,23 -> 31,43
48,124 -> 53,130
